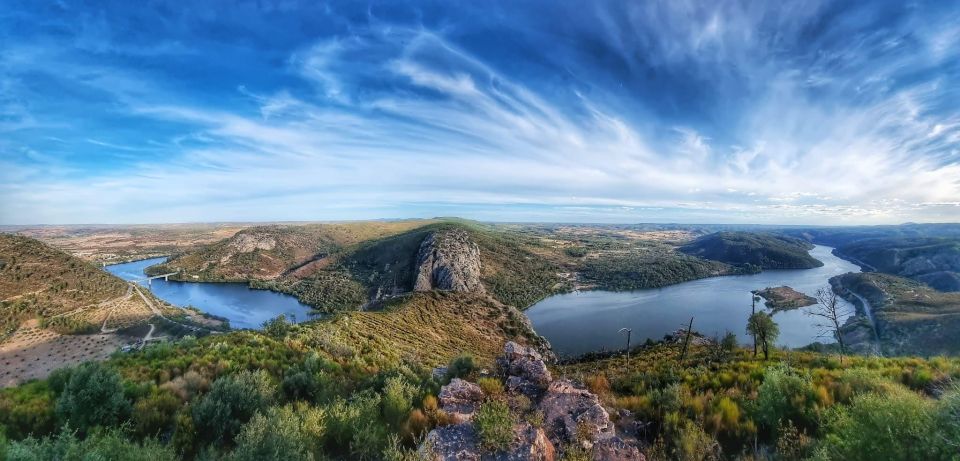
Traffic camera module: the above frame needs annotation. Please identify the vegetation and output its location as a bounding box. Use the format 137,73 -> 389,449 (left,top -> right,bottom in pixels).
746,312 -> 779,359
580,251 -> 731,291
559,343 -> 960,460
0,234 -> 127,338
754,286 -> 817,311
680,231 -> 823,269
834,272 -> 960,355
474,400 -> 514,451
834,237 -> 960,291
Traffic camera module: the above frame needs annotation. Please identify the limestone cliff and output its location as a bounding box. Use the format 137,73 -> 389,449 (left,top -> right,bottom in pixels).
414,229 -> 485,293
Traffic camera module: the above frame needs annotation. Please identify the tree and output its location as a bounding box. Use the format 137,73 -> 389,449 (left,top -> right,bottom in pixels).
747,312 -> 779,360
262,314 -> 292,339
55,362 -> 131,434
192,370 -> 275,445
809,287 -> 853,361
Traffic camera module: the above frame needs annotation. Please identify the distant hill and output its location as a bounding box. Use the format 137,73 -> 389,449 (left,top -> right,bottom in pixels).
679,231 -> 823,269
833,272 -> 960,356
0,234 -> 127,337
834,237 -> 960,292
151,220 -> 568,313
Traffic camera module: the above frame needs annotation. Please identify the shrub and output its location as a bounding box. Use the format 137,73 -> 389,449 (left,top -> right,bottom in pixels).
4,428 -> 175,461
133,389 -> 180,438
818,388 -> 945,460
55,362 -> 131,435
282,371 -> 318,403
936,382 -> 960,453
474,400 -> 513,451
445,355 -> 476,382
324,390 -> 389,458
381,376 -> 417,429
230,405 -> 325,461
477,377 -> 504,397
0,381 -> 56,440
262,315 -> 292,339
192,370 -> 275,445
753,366 -> 816,435
674,420 -> 720,461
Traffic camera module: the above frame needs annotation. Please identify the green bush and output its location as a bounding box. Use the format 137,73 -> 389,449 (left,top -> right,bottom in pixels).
445,355 -> 476,382
477,377 -> 504,397
753,366 -> 816,435
132,389 -> 180,438
4,428 -> 175,461
936,382 -> 960,454
474,400 -> 513,452
230,405 -> 325,461
381,377 -> 416,429
192,370 -> 275,446
0,382 -> 56,440
324,390 -> 389,459
818,388 -> 946,460
55,362 -> 131,435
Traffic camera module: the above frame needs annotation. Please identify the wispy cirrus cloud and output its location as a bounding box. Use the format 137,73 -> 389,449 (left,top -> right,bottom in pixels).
0,0 -> 957,224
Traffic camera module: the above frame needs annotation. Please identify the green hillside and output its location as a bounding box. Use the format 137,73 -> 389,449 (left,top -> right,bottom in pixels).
0,234 -> 128,338
835,237 -> 960,292
680,231 -> 823,269
833,272 -> 960,356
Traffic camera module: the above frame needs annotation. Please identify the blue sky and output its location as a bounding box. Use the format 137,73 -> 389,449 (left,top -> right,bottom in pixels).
1,0 -> 958,225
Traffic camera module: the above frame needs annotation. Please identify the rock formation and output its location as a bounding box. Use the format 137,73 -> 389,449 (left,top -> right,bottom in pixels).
229,232 -> 277,253
414,229 -> 485,293
421,342 -> 644,461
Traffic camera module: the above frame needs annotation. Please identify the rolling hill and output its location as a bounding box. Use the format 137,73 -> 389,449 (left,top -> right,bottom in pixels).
679,231 -> 823,269
833,272 -> 960,356
0,234 -> 128,338
834,237 -> 960,292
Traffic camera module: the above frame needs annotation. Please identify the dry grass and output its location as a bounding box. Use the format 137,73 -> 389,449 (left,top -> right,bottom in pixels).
297,291 -> 547,369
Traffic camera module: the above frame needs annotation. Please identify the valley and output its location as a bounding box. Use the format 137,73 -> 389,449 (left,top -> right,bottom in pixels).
2,220 -> 960,460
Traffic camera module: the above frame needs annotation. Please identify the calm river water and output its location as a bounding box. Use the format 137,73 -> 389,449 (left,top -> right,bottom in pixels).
525,245 -> 860,358
105,257 -> 315,329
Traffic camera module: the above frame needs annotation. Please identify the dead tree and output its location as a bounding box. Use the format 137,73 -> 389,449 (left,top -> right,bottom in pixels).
810,287 -> 854,362
679,317 -> 694,364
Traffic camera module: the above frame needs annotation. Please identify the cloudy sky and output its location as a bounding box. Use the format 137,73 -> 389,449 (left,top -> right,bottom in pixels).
1,0 -> 958,225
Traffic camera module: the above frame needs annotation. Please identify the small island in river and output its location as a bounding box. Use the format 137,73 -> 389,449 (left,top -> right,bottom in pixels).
755,285 -> 817,311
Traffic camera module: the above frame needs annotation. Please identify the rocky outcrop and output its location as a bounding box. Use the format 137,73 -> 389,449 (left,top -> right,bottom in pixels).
539,379 -> 615,447
229,232 -> 277,253
440,378 -> 485,423
414,230 -> 485,293
421,342 -> 644,461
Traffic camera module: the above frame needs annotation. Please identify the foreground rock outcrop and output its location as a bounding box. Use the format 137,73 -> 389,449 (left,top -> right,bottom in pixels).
421,342 -> 644,461
414,229 -> 485,293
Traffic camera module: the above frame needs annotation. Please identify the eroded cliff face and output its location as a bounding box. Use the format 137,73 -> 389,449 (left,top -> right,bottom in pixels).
414,229 -> 485,293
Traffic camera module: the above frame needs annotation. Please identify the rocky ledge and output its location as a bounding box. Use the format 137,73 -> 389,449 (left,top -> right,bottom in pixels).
414,229 -> 485,293
420,342 -> 645,461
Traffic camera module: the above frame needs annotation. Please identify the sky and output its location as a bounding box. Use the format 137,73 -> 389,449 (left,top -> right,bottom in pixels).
1,0 -> 958,225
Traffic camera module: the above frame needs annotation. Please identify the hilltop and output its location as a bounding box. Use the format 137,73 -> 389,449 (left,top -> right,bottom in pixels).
680,231 -> 823,270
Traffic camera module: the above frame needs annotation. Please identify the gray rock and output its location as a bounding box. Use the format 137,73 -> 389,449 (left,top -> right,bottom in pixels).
591,437 -> 645,461
539,379 -> 615,448
498,341 -> 552,390
422,422 -> 555,461
440,378 -> 485,423
414,229 -> 485,292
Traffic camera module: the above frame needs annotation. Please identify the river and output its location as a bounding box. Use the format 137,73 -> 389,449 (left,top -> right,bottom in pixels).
104,257 -> 316,330
525,245 -> 861,358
